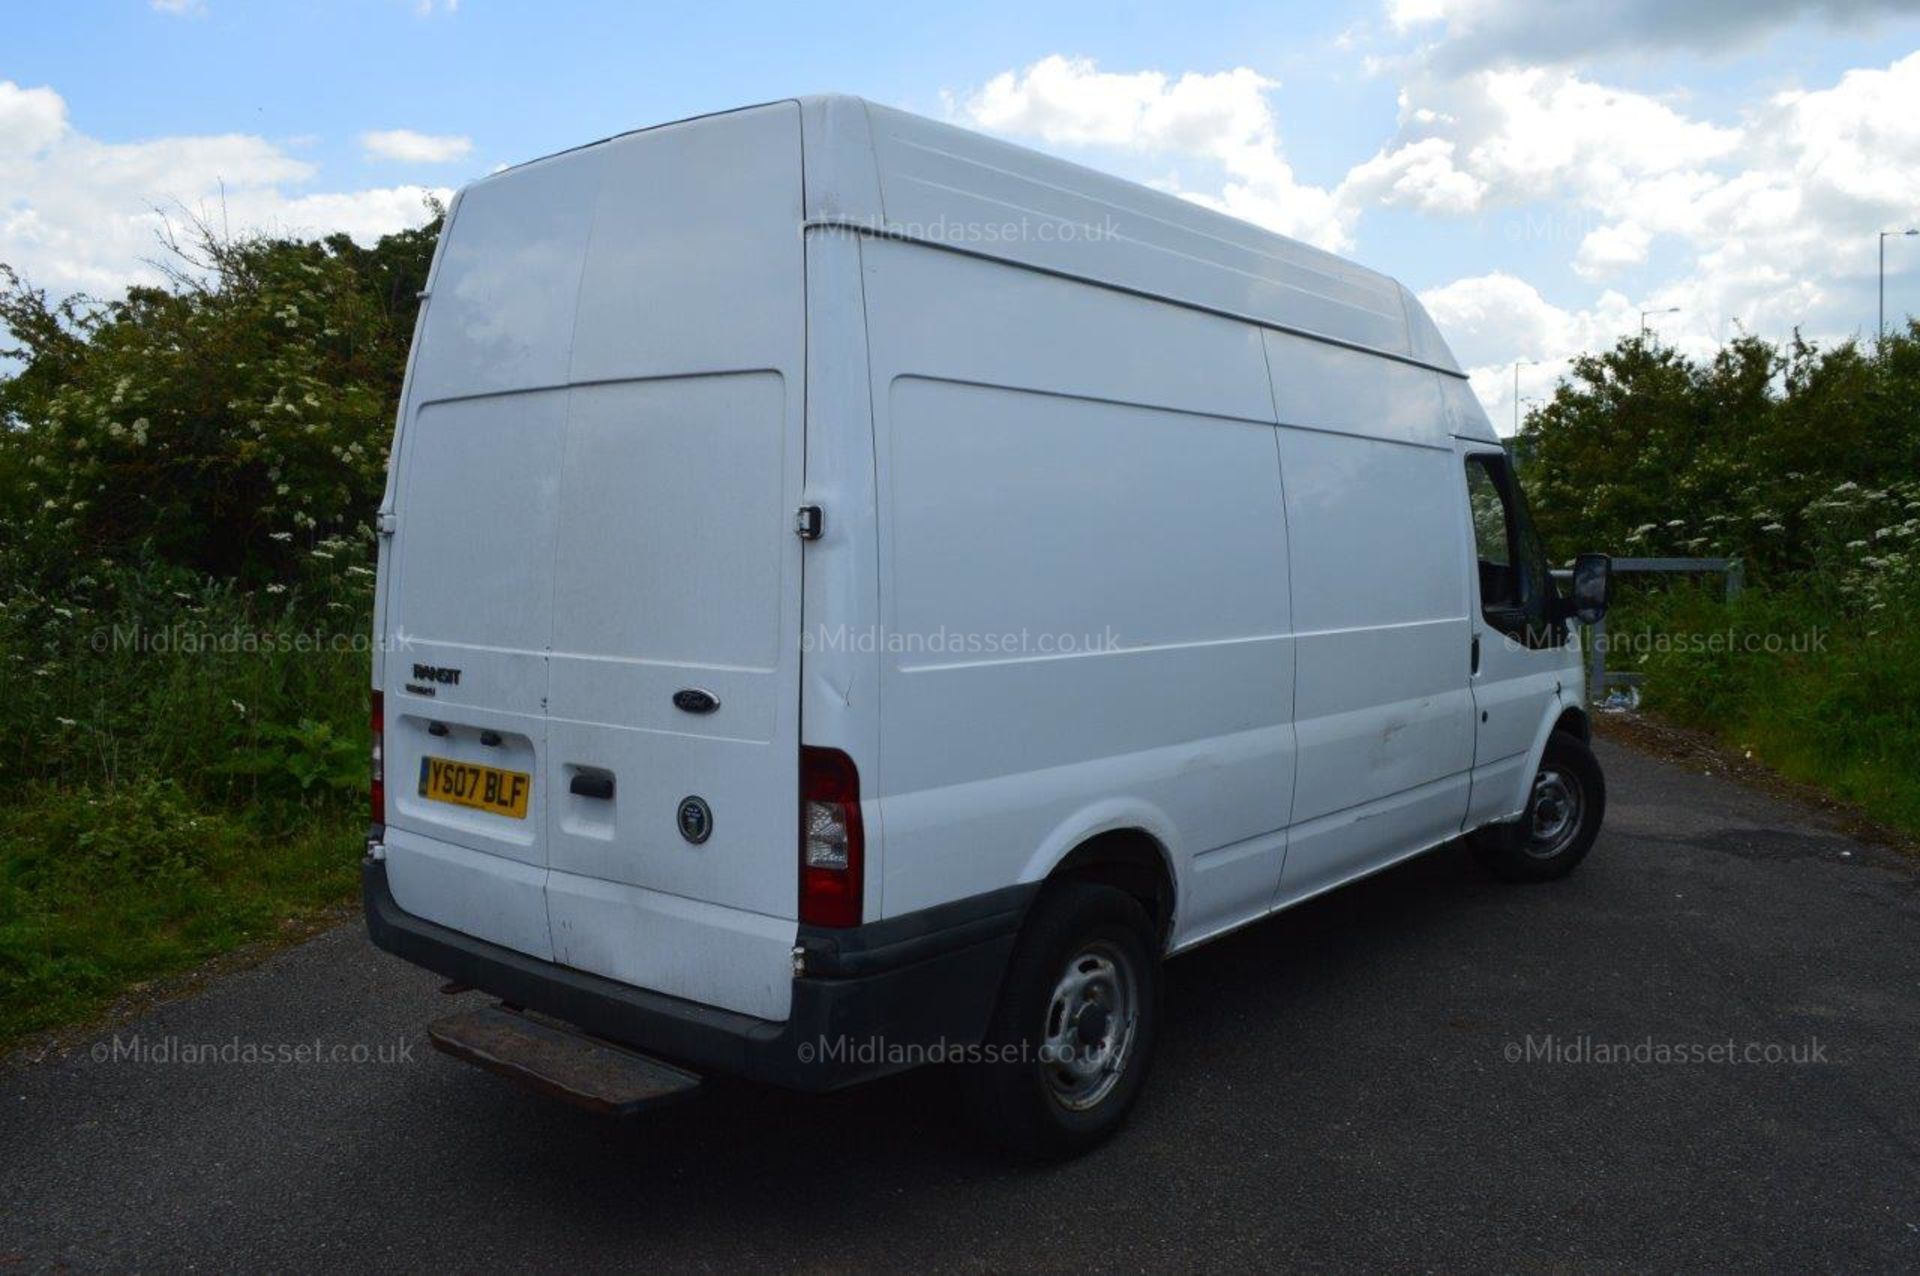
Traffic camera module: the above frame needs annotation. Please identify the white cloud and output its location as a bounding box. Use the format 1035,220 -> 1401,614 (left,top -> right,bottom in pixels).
1391,0 -> 1920,70
1369,38 -> 1920,425
1359,48 -> 1920,407
1388,0 -> 1450,31
0,81 -> 447,296
1420,273 -> 1641,433
360,128 -> 474,164
1771,55 -> 1920,211
955,55 -> 1353,250
1422,271 -> 1636,364
1358,67 -> 1742,215
150,0 -> 206,15
1574,220 -> 1653,278
1342,135 -> 1487,213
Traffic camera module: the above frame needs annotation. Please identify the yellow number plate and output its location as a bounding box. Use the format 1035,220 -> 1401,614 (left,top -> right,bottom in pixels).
417,756 -> 531,819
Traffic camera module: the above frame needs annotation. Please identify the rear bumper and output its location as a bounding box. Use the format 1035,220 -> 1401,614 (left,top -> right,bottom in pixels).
363,858 -> 1035,1092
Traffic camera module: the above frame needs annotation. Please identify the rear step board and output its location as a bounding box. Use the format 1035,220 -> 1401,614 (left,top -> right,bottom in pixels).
428,1004 -> 702,1117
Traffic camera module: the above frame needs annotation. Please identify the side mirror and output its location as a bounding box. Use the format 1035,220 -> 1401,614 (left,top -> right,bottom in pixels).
1570,553 -> 1611,625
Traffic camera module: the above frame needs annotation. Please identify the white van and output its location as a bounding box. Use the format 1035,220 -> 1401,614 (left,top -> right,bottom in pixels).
364,96 -> 1612,1156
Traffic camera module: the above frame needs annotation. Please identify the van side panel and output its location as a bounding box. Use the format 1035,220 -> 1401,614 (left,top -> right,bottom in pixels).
1265,328 -> 1450,448
857,102 -> 1423,363
1263,333 -> 1475,903
861,241 -> 1297,944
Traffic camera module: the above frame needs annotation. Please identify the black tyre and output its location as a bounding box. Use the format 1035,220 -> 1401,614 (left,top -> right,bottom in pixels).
1471,730 -> 1606,882
962,881 -> 1161,1159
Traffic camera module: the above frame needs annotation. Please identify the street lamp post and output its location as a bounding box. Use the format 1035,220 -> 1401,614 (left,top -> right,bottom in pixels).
1880,229 -> 1919,343
1639,306 -> 1680,336
1512,359 -> 1535,434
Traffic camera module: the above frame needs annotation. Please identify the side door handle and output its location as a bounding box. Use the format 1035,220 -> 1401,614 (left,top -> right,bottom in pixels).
1470,632 -> 1481,675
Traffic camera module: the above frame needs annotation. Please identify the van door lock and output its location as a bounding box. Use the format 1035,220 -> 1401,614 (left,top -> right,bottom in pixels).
794,505 -> 824,540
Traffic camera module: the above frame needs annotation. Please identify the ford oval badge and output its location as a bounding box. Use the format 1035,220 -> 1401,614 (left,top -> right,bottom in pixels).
673,687 -> 720,714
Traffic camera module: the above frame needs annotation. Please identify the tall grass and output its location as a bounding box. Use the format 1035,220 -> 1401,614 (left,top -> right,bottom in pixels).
1607,579 -> 1920,836
0,557 -> 371,1045
0,785 -> 359,1044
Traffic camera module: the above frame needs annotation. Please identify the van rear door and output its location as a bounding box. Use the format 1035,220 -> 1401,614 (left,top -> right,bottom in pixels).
541,364 -> 803,1022
382,386 -> 567,962
380,103 -> 809,1020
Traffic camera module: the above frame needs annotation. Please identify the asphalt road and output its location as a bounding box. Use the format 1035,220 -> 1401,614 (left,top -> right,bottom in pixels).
5,738 -> 1918,1272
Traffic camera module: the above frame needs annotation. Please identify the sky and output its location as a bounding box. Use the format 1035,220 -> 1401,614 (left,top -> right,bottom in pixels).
5,0 -> 1920,429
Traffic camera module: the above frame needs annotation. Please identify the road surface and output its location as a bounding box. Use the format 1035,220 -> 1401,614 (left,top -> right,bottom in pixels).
4,739 -> 1917,1271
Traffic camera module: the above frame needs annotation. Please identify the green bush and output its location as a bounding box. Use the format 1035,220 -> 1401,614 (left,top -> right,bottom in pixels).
1519,328 -> 1920,578
1515,328 -> 1920,841
0,215 -> 435,1047
27,779 -> 213,884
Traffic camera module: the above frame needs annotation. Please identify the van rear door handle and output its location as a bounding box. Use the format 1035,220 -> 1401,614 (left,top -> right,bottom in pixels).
1470,633 -> 1481,675
569,774 -> 614,800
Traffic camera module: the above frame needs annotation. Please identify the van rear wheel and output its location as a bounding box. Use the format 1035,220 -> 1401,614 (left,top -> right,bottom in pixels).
1471,731 -> 1606,882
963,882 -> 1160,1159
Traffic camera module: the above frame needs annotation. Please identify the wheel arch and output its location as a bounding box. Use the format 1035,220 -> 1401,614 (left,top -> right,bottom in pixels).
1491,693 -> 1593,825
1015,803 -> 1181,950
1044,829 -> 1179,948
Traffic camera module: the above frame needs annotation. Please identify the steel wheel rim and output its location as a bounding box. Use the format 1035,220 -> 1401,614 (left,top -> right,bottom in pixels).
1526,766 -> 1583,858
1040,940 -> 1139,1111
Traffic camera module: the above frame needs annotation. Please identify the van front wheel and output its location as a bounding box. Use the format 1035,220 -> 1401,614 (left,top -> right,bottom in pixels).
1471,731 -> 1606,882
963,882 -> 1160,1159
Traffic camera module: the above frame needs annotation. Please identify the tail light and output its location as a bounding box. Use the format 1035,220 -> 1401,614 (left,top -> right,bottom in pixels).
370,689 -> 386,834
799,746 -> 863,928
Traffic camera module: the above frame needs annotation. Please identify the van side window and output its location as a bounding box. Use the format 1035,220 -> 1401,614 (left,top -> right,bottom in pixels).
1463,452 -> 1560,644
1464,457 -> 1518,609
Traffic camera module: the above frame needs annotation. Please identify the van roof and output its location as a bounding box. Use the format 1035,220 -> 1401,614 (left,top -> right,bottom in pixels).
463,94 -> 1472,385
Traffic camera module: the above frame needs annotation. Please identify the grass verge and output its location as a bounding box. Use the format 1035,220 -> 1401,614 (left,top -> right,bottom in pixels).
1607,583 -> 1920,839
0,781 -> 361,1051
